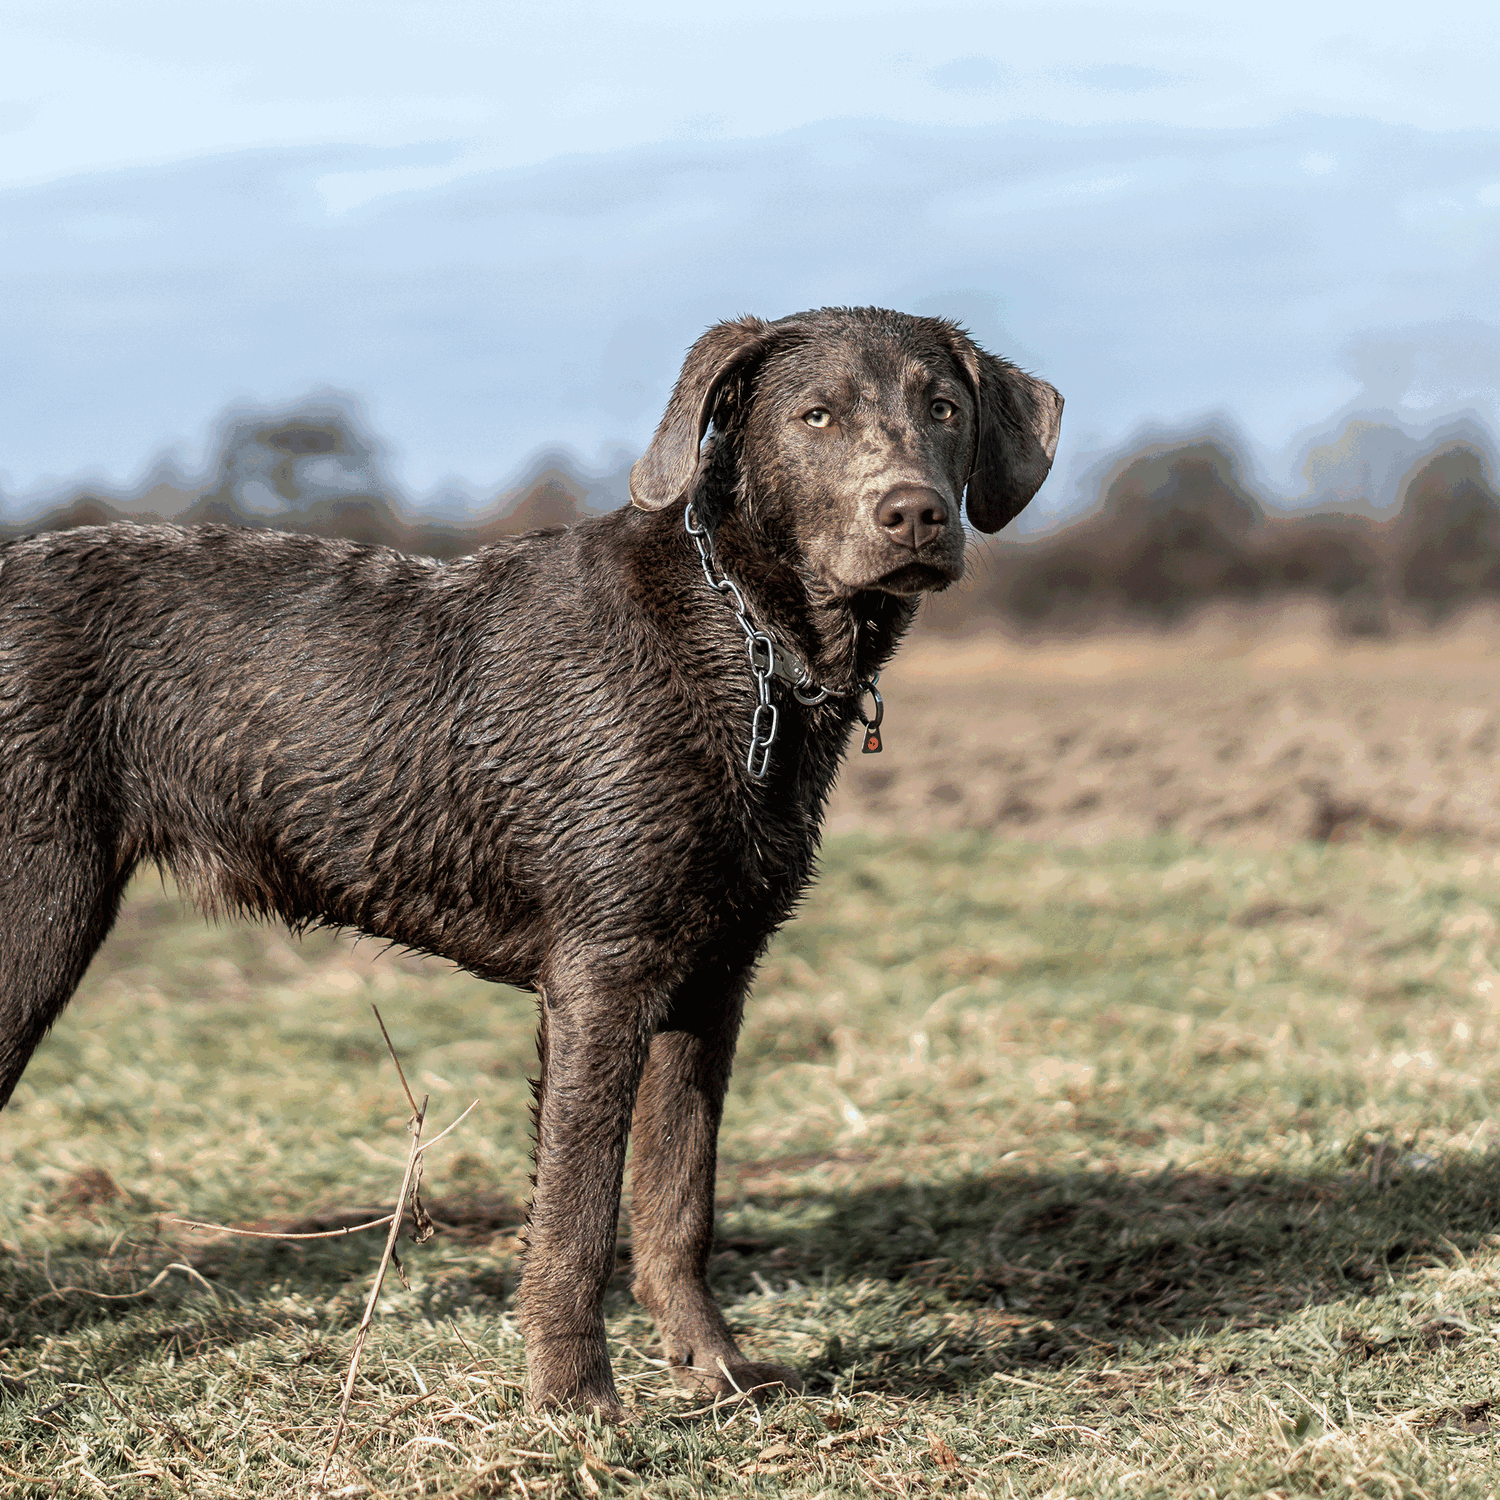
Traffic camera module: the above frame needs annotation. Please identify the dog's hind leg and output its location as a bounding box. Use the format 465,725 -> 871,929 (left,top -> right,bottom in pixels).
628,973 -> 802,1403
0,828 -> 128,1111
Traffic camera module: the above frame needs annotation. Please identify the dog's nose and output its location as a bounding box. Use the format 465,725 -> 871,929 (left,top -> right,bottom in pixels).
875,486 -> 948,551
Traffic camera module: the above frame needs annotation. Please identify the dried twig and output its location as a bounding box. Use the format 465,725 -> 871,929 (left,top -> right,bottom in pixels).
146,1006 -> 477,1491
166,1213 -> 396,1241
318,1089 -> 428,1488
371,1003 -> 420,1116
419,1098 -> 479,1153
30,1255 -> 224,1308
317,1006 -> 465,1489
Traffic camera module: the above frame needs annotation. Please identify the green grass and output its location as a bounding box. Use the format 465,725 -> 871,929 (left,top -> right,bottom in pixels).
8,832 -> 1500,1495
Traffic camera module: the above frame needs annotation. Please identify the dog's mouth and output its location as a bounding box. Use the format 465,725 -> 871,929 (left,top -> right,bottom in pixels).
870,559 -> 961,595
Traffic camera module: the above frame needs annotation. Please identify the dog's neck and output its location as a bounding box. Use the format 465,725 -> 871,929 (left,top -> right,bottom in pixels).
691,442 -> 916,696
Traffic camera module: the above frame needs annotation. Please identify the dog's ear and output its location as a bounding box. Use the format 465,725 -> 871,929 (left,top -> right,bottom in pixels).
944,332 -> 1064,534
630,316 -> 779,511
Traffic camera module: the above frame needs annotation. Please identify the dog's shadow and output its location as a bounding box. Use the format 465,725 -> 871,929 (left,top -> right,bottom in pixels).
704,1152 -> 1500,1393
5,1156 -> 1496,1394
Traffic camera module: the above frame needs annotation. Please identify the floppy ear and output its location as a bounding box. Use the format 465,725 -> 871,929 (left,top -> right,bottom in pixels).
945,334 -> 1064,534
629,316 -> 780,511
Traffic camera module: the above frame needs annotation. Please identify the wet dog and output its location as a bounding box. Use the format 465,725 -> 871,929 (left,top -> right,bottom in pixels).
0,306 -> 1061,1415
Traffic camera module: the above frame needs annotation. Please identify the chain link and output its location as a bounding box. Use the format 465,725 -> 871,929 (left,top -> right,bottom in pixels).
685,503 -> 783,777
684,502 -> 881,779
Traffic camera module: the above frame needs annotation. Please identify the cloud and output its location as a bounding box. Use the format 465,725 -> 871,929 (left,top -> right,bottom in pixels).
930,56 -> 1010,94
1068,64 -> 1179,92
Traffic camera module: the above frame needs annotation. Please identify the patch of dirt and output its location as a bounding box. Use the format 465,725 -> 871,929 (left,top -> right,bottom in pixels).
46,1168 -> 124,1220
829,606 -> 1500,848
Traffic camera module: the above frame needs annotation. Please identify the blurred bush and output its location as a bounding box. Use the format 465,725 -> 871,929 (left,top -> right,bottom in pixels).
6,400 -> 1500,637
1392,448 -> 1500,624
922,424 -> 1500,637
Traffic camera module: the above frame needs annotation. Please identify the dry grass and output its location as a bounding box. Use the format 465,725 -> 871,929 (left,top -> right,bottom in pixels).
7,831 -> 1500,1494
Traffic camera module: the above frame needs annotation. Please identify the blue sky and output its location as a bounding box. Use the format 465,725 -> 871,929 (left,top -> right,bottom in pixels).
3,1 -> 1498,522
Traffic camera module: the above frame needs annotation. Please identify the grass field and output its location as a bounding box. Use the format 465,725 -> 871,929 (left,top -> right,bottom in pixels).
7,830 -> 1500,1496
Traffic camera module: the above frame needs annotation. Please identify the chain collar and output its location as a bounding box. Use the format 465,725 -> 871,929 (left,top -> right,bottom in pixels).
683,503 -> 883,779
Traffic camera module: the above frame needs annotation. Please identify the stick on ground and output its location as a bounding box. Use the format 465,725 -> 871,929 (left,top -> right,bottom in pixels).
318,1090 -> 429,1489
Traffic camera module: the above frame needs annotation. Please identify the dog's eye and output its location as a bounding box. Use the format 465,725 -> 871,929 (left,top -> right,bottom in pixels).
930,399 -> 956,421
803,408 -> 832,429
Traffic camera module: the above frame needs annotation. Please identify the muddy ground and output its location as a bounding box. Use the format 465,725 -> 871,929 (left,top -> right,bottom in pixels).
827,605 -> 1500,848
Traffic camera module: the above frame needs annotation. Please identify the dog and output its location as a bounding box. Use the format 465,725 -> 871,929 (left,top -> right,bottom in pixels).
0,306 -> 1062,1416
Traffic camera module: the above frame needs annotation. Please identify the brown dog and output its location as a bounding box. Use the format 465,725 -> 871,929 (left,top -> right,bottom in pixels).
0,306 -> 1061,1416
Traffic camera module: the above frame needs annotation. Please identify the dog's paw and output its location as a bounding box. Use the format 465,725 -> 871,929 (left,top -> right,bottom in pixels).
527,1373 -> 630,1425
529,1390 -> 632,1425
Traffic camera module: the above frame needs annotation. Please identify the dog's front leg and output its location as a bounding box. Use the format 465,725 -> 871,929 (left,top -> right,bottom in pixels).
629,979 -> 802,1404
519,975 -> 653,1419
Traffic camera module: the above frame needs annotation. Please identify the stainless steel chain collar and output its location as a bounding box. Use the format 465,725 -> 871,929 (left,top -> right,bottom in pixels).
683,502 -> 882,779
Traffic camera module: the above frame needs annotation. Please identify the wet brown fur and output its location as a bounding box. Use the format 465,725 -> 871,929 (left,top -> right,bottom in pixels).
0,307 -> 1061,1415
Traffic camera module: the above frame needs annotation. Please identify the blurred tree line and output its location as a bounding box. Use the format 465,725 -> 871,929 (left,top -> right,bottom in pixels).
936,435 -> 1500,633
6,399 -> 1499,636
0,400 -> 629,562
923,420 -> 1500,636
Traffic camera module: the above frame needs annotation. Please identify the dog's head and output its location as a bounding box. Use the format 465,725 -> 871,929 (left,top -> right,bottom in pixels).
629,306 -> 1063,597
